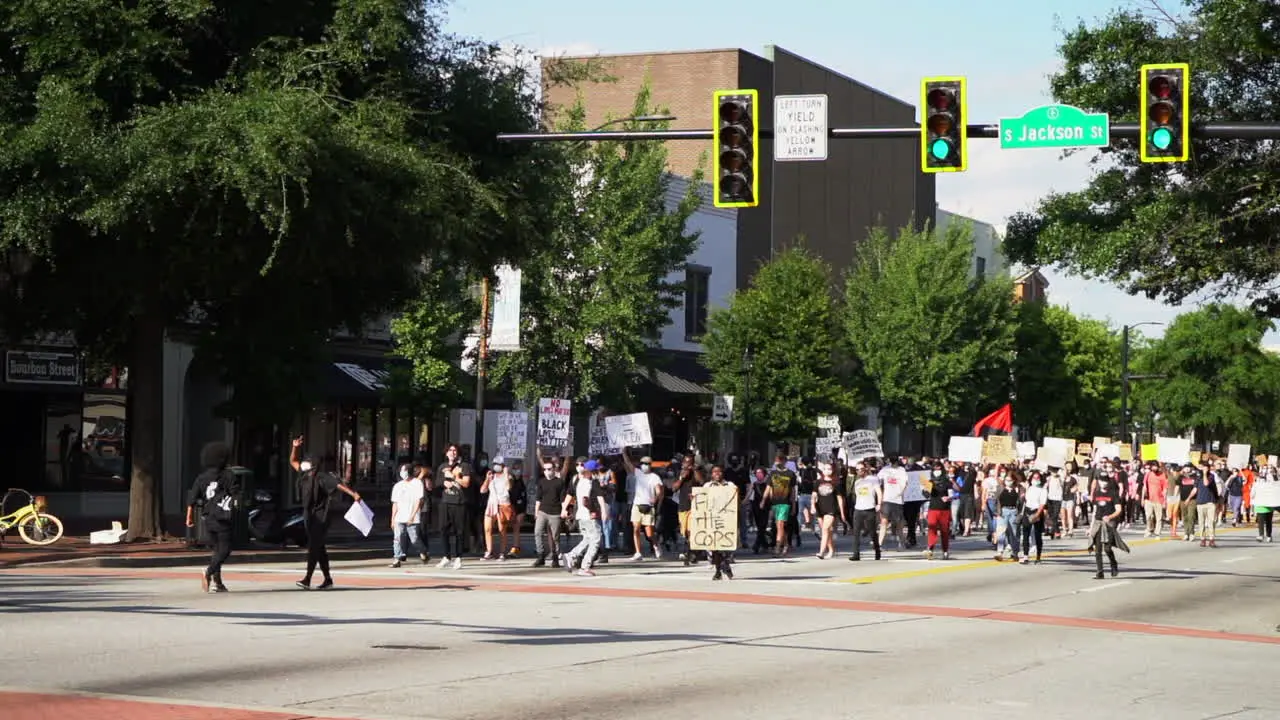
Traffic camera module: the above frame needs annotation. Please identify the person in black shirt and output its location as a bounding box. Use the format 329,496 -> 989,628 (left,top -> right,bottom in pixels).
532,455 -> 568,567
185,441 -> 237,593
508,462 -> 528,557
924,463 -> 956,560
1087,474 -> 1129,578
289,436 -> 361,590
796,457 -> 818,535
724,454 -> 749,548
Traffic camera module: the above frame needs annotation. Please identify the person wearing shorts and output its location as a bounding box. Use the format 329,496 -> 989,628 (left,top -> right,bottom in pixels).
764,455 -> 796,557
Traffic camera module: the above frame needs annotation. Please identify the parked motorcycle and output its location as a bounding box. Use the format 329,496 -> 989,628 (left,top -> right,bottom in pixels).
248,489 -> 308,548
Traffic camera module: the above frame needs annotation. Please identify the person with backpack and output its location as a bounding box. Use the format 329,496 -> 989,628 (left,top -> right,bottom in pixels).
185,441 -> 239,593
289,435 -> 361,590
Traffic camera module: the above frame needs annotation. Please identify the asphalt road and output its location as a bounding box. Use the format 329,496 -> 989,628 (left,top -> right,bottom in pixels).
2,525 -> 1277,720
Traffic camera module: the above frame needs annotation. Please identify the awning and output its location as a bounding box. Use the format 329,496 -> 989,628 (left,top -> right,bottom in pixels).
641,367 -> 712,395
632,353 -> 713,395
321,353 -> 407,401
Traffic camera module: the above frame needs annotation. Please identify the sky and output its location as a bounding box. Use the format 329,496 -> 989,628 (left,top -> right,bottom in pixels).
442,0 -> 1265,342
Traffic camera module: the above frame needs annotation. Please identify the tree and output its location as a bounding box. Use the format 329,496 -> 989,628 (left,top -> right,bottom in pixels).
0,1 -> 562,539
385,262 -> 480,418
702,246 -> 856,442
490,84 -> 702,408
1003,0 -> 1280,314
1128,304 -> 1280,446
1013,302 -> 1121,439
844,222 -> 1016,433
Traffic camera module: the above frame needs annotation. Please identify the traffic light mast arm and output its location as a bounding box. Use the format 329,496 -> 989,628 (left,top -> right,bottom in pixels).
497,121 -> 1280,143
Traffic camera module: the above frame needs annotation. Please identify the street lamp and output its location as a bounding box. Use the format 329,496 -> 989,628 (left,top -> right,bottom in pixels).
1120,322 -> 1165,446
741,344 -> 754,463
471,114 -> 677,459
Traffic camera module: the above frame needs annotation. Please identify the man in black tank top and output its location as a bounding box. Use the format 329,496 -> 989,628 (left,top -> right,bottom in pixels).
1088,475 -> 1129,578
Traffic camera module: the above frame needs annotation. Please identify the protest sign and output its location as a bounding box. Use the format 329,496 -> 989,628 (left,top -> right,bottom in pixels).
1156,437 -> 1191,465
817,415 -> 840,430
604,413 -> 652,449
1016,441 -> 1036,460
688,485 -> 739,551
1227,444 -> 1251,470
537,398 -> 572,446
495,411 -> 527,459
588,417 -> 620,456
948,436 -> 983,464
842,430 -> 883,462
982,436 -> 1015,464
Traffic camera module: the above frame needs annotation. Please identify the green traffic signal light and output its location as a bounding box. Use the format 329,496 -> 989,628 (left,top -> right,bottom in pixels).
930,138 -> 952,161
1150,127 -> 1173,150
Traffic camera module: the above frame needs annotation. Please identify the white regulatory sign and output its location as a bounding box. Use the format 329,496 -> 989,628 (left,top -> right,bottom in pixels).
774,94 -> 828,162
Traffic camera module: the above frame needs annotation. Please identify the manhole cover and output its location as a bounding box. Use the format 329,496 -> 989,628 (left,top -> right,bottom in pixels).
371,644 -> 445,651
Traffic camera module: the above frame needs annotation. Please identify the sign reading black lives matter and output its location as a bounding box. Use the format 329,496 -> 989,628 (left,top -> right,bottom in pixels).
537,398 -> 572,446
4,351 -> 81,385
688,485 -> 739,551
842,430 -> 884,462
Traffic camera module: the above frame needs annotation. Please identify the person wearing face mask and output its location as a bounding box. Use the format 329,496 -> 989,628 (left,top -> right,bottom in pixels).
747,468 -> 773,554
531,454 -> 570,567
389,463 -> 426,568
622,449 -> 663,561
994,472 -> 1022,561
1087,472 -> 1129,578
289,436 -> 361,589
923,462 -> 956,560
1019,471 -> 1048,564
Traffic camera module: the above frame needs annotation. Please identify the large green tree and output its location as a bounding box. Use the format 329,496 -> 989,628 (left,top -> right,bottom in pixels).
1013,302 -> 1121,439
1129,304 -> 1280,446
491,85 -> 702,408
0,0 -> 560,538
1003,0 -> 1280,314
701,245 -> 856,443
844,222 -> 1016,433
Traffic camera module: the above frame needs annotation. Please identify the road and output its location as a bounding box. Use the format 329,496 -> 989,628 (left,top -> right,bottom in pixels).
2,526 -> 1276,720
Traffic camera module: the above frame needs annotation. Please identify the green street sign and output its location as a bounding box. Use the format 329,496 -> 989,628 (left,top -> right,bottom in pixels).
999,104 -> 1110,150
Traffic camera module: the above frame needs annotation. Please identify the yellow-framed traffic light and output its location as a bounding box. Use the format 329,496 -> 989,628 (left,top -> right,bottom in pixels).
712,89 -> 759,208
1140,63 -> 1190,163
921,77 -> 967,173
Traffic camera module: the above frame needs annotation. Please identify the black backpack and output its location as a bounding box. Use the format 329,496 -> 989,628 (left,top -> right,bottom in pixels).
202,470 -> 238,522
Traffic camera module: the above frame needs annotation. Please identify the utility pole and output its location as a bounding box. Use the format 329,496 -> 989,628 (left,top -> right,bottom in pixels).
473,275 -> 491,462
1120,322 -> 1165,447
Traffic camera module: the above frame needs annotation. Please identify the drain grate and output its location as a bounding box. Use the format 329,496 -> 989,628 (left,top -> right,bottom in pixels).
371,644 -> 445,651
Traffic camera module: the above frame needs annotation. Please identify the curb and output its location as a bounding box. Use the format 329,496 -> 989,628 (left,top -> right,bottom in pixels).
0,546 -> 388,570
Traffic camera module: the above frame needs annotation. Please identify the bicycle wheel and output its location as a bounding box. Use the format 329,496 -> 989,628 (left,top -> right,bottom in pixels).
18,512 -> 64,546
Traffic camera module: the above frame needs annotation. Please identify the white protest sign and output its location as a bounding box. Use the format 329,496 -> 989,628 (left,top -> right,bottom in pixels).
588,419 -> 619,456
1093,443 -> 1121,461
1227,444 -> 1251,470
1016,441 -> 1037,460
817,415 -> 841,430
537,398 -> 572,446
1255,482 -> 1280,507
1156,436 -> 1191,466
841,430 -> 883,462
948,436 -> 984,464
495,410 -> 528,459
712,395 -> 735,423
604,413 -> 652,449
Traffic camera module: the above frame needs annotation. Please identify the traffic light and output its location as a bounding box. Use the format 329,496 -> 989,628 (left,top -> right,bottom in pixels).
1140,63 -> 1190,163
712,89 -> 759,208
921,77 -> 967,173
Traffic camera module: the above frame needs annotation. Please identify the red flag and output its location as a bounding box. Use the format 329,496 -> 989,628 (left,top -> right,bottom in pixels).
972,403 -> 1013,437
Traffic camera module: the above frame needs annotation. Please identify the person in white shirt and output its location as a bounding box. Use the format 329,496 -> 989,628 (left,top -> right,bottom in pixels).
389,464 -> 425,568
877,460 -> 908,550
623,451 -> 664,560
561,459 -> 604,576
1046,468 -> 1065,539
1020,470 -> 1050,564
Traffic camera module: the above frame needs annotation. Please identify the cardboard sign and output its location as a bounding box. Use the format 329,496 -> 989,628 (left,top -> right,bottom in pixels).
495,411 -> 528,460
842,430 -> 883,462
537,398 -> 572,446
604,413 -> 651,449
688,485 -> 739,551
982,436 -> 1015,464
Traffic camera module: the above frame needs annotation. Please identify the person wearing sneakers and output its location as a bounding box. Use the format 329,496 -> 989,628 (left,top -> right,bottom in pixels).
185,441 -> 238,593
436,462 -> 472,570
562,459 -> 604,576
623,450 -> 663,560
1195,465 -> 1220,547
290,436 -> 361,590
389,463 -> 425,568
924,463 -> 956,560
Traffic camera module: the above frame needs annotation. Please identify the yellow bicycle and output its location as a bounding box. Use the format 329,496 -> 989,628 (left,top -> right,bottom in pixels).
0,488 -> 64,546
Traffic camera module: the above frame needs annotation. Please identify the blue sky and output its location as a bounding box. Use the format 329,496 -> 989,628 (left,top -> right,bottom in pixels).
444,0 -> 1258,342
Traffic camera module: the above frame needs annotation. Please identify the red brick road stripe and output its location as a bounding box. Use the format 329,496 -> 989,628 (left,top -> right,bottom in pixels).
8,566 -> 1280,646
0,690 -> 362,720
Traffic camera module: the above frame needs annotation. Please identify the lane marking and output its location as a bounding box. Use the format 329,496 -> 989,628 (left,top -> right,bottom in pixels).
1079,581 -> 1130,593
6,566 -> 1280,647
1222,556 -> 1253,564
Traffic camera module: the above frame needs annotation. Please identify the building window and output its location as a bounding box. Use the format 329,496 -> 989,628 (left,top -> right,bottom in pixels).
975,256 -> 987,278
685,266 -> 711,341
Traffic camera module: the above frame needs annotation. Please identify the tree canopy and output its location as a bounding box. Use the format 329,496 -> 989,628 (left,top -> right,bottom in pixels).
0,0 -> 564,537
1130,303 -> 1280,446
1013,302 -> 1121,439
491,84 -> 702,409
701,245 -> 856,443
844,222 -> 1016,432
1003,0 -> 1280,314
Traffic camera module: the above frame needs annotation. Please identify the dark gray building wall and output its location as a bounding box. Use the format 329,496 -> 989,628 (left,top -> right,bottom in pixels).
734,50 -> 775,293
766,46 -> 935,275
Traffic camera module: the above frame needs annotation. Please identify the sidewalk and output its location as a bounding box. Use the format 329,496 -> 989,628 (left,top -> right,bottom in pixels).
0,532 -> 389,570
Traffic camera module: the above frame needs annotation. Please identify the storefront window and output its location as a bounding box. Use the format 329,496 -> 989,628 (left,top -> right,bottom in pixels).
78,391 -> 128,492
42,396 -> 81,491
355,407 -> 373,487
396,410 -> 413,462
375,408 -> 393,490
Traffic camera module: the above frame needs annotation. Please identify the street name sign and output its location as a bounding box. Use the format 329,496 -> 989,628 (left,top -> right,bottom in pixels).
775,94 -> 828,161
999,104 -> 1110,150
